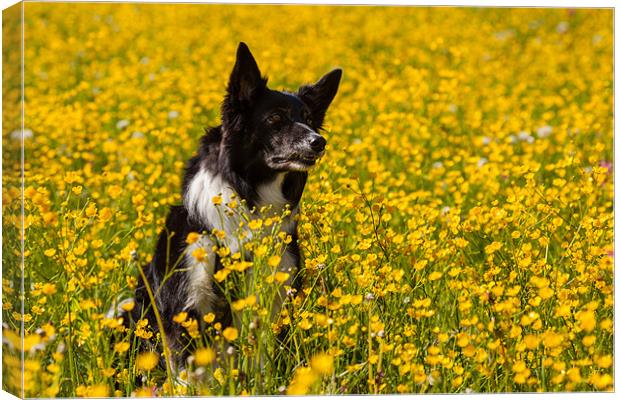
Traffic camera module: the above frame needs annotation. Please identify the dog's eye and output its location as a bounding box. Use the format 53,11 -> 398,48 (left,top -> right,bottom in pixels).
267,114 -> 282,125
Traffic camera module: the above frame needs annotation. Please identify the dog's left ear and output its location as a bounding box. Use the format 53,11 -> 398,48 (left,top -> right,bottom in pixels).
226,42 -> 268,111
298,68 -> 342,127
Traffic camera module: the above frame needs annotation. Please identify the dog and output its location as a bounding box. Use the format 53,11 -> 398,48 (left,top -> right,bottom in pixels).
112,42 -> 342,371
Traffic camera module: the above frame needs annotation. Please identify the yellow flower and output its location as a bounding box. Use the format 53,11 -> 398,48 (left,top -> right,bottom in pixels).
576,310 -> 596,332
538,286 -> 554,299
523,334 -> 540,349
203,313 -> 216,323
566,368 -> 582,383
213,269 -> 230,282
63,172 -> 78,184
232,298 -> 246,311
288,366 -> 317,395
86,384 -> 109,398
213,367 -> 226,385
428,271 -> 443,281
173,312 -> 188,323
41,283 -> 57,295
134,387 -> 155,397
581,335 -> 596,347
248,219 -> 263,230
85,202 -> 97,217
120,300 -> 135,311
194,348 -> 216,366
214,229 -> 227,239
275,271 -> 290,283
456,333 -> 469,348
107,185 -> 122,198
43,248 -> 56,257
222,327 -> 239,341
485,241 -> 502,254
589,373 -> 613,390
299,319 -> 313,330
310,353 -> 334,375
512,360 -> 527,373
192,247 -> 208,262
596,355 -> 612,369
135,351 -> 159,371
245,296 -> 257,306
186,232 -> 200,244
231,296 -> 256,311
114,342 -> 130,353
543,331 -> 564,349
554,304 -> 571,318
212,195 -> 223,205
98,207 -> 113,222
268,255 -> 281,268
600,319 -> 613,331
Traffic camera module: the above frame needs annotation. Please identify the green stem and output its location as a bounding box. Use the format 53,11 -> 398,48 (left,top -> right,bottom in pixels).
136,263 -> 176,395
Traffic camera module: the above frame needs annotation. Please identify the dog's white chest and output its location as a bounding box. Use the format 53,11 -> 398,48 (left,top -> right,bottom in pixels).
256,173 -> 288,211
185,168 -> 240,238
257,173 -> 299,235
183,167 -> 297,314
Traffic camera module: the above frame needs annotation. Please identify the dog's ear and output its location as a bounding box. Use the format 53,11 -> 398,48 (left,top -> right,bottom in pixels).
298,68 -> 342,127
226,42 -> 267,112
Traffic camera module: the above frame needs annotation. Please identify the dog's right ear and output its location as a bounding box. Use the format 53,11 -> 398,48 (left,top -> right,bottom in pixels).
225,42 -> 267,112
297,68 -> 342,128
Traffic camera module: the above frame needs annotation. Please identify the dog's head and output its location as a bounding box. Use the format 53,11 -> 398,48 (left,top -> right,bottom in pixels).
221,42 -> 342,172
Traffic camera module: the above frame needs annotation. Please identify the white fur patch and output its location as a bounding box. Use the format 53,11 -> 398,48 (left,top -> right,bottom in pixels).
184,168 -> 240,238
182,166 -> 298,315
185,167 -> 296,237
256,173 -> 287,211
183,235 -> 217,314
183,167 -> 240,313
295,122 -> 315,133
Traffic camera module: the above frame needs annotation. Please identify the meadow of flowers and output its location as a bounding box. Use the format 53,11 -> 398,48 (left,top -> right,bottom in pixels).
1,4 -> 614,397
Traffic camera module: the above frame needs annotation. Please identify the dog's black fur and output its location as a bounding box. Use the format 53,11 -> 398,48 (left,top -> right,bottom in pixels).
119,43 -> 341,368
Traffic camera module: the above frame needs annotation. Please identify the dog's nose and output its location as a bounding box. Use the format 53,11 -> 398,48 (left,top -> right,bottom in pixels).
309,135 -> 327,152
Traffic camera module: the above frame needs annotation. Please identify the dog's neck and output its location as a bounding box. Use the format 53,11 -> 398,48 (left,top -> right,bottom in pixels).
184,163 -> 297,224
183,126 -> 308,231
255,172 -> 288,211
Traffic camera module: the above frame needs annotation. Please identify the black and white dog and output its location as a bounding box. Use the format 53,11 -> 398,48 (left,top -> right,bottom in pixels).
116,43 -> 341,368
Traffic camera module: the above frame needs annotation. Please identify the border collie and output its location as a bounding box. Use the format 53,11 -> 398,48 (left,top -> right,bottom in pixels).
113,42 -> 342,369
